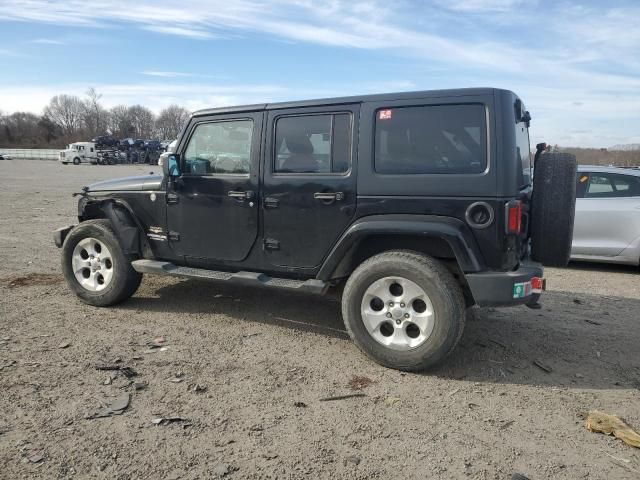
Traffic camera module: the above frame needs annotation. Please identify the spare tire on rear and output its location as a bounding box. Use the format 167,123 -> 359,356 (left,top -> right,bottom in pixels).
530,151 -> 577,267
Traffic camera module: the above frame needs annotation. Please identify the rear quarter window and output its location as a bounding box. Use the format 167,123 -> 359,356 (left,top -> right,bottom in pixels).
374,104 -> 487,175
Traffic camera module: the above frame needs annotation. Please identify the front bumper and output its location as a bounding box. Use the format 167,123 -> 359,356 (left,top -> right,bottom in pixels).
464,260 -> 544,307
53,225 -> 75,248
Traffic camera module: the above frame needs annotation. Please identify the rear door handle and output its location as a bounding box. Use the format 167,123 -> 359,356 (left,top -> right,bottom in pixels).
314,192 -> 344,201
264,197 -> 279,208
228,190 -> 254,199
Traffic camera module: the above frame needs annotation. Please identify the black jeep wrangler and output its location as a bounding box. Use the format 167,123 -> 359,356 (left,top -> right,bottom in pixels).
54,88 -> 576,371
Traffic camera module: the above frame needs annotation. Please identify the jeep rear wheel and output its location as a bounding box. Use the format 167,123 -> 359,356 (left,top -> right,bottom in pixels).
61,219 -> 142,306
342,250 -> 465,371
530,152 -> 577,267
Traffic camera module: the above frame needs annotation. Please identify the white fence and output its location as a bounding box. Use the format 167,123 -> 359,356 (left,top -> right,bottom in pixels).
0,148 -> 60,160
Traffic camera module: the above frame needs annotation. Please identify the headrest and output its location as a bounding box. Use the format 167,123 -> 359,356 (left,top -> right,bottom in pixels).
285,133 -> 313,155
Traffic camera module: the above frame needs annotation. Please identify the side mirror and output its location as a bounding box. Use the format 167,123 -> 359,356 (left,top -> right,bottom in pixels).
163,154 -> 181,178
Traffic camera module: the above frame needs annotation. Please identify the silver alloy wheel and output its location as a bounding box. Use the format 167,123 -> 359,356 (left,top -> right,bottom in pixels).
71,237 -> 114,292
360,276 -> 435,351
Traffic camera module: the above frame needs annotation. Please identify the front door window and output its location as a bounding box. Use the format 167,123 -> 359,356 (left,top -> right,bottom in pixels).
184,120 -> 253,176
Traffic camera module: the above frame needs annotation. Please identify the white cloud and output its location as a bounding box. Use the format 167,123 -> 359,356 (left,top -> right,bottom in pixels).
142,25 -> 216,39
30,38 -> 66,45
0,82 -> 289,114
0,0 -> 634,83
141,71 -> 195,78
434,0 -> 528,13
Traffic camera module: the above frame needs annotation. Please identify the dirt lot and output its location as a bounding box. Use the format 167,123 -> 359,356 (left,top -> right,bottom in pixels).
1,160 -> 639,479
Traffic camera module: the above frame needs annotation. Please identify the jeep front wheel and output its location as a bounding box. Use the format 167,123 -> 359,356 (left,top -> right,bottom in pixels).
61,219 -> 142,306
342,250 -> 465,371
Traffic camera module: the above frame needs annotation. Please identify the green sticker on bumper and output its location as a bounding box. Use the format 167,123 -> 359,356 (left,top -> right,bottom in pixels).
513,284 -> 524,298
513,282 -> 530,299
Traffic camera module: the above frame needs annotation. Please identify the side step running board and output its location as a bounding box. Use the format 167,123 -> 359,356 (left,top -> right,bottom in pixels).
131,259 -> 329,295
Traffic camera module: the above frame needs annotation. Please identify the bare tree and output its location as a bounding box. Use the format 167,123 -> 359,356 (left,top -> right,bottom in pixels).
561,147 -> 640,167
38,116 -> 60,144
108,105 -> 133,137
0,112 -> 51,147
127,105 -> 155,138
155,105 -> 190,139
43,95 -> 85,138
83,87 -> 109,137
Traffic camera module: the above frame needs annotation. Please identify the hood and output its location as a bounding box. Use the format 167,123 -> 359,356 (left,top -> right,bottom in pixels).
85,174 -> 163,192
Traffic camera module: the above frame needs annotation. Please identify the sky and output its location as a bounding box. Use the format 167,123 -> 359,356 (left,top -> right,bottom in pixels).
1,0 -> 639,148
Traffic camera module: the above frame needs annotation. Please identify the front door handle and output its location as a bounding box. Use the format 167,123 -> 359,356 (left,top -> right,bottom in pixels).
228,190 -> 254,199
314,191 -> 344,201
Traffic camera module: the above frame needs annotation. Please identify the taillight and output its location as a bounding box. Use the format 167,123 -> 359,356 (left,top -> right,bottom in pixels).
506,200 -> 522,234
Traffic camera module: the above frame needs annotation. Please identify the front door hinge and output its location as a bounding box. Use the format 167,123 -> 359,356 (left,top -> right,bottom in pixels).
263,238 -> 280,251
167,192 -> 179,204
168,231 -> 180,242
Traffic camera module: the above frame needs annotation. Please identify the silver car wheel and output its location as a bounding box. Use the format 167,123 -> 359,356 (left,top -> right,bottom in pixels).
360,276 -> 435,351
71,237 -> 114,292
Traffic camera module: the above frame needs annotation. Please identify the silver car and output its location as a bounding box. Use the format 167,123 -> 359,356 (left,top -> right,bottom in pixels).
157,139 -> 177,167
571,166 -> 640,266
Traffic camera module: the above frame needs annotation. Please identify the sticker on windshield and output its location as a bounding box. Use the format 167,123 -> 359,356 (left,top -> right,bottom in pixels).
379,109 -> 393,120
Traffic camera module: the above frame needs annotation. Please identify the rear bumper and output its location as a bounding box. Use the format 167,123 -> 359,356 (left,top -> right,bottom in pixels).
465,260 -> 544,307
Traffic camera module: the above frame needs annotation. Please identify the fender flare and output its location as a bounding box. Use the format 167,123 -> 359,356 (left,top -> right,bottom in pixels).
78,197 -> 149,256
317,214 -> 485,281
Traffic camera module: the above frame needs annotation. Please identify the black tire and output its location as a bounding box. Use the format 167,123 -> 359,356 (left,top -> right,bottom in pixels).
73,157 -> 81,165
530,152 -> 577,267
342,250 -> 465,371
61,219 -> 142,306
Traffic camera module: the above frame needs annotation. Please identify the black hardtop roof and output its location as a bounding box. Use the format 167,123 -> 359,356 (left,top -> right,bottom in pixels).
191,87 -> 513,117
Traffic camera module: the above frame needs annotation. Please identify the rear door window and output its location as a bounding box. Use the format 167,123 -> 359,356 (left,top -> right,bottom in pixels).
274,113 -> 352,174
374,104 -> 487,174
584,172 -> 640,198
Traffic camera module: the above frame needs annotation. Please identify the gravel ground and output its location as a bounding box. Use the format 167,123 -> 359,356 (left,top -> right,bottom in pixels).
1,160 -> 639,480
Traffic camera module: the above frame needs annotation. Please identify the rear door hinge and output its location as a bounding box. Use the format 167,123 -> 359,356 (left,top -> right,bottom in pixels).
167,193 -> 179,204
168,231 -> 180,241
263,238 -> 280,251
